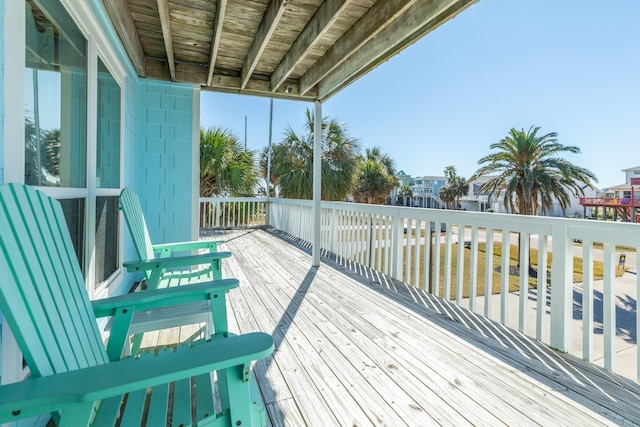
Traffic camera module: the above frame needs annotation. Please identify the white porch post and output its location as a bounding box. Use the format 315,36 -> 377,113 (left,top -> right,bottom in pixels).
312,100 -> 322,266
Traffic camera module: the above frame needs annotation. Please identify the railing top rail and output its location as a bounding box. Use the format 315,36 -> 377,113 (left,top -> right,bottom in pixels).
200,197 -> 268,203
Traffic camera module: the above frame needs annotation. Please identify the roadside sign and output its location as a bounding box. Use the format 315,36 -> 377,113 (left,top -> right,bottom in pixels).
619,254 -> 626,269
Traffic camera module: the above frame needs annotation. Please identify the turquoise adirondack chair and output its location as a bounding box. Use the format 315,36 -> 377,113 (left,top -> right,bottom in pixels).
0,183 -> 274,426
119,187 -> 228,289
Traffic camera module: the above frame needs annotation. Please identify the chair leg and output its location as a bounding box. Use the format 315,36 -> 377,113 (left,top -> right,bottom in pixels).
224,365 -> 253,427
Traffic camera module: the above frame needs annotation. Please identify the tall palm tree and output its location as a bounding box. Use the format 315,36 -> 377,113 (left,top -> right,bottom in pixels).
353,147 -> 398,204
470,126 -> 597,216
271,108 -> 360,200
471,126 -> 597,274
200,127 -> 258,197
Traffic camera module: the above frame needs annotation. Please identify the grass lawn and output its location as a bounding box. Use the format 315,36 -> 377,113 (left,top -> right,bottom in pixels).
374,241 -> 627,301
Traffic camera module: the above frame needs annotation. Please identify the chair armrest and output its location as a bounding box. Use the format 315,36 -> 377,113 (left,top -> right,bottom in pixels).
123,251 -> 232,272
152,240 -> 225,254
91,279 -> 239,318
0,332 -> 274,423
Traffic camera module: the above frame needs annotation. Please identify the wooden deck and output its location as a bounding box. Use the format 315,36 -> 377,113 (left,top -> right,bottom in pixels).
145,228 -> 640,426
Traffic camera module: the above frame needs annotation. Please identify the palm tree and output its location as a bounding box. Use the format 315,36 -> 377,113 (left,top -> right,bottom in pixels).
353,147 -> 398,204
271,108 -> 360,200
470,126 -> 597,274
398,185 -> 413,206
470,126 -> 597,216
200,127 -> 258,197
440,166 -> 468,209
438,185 -> 456,209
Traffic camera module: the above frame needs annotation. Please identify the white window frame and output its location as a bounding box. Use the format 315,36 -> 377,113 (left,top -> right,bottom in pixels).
2,0 -> 128,388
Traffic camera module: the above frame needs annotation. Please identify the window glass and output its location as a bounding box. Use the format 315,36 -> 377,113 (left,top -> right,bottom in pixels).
58,198 -> 85,273
96,59 -> 121,188
24,0 -> 87,187
95,196 -> 119,286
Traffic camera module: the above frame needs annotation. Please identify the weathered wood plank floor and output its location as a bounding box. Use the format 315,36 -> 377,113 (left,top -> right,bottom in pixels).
153,228 -> 640,426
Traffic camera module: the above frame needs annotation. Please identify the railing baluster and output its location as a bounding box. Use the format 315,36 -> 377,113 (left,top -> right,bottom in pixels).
536,235 -> 548,341
423,221 -> 431,292
433,221 -> 441,298
519,231 -> 530,333
413,220 -> 420,287
405,218 -> 413,284
456,224 -> 465,305
469,226 -> 478,312
603,243 -> 616,372
484,228 -> 493,318
582,240 -> 593,361
444,223 -> 453,300
500,230 -> 510,325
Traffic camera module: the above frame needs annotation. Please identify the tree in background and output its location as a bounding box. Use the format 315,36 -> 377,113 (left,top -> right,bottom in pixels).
200,127 -> 258,197
441,166 -> 468,209
353,147 -> 398,204
398,185 -> 413,206
470,126 -> 597,216
271,108 -> 360,200
259,147 -> 278,197
470,126 -> 597,274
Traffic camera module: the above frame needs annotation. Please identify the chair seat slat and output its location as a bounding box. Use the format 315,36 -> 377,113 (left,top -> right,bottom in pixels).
120,389 -> 148,426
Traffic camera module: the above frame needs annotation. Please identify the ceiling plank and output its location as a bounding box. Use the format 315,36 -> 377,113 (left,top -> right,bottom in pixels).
206,0 -> 227,86
102,0 -> 146,77
299,0 -> 419,96
318,0 -> 477,100
270,0 -> 351,92
240,0 -> 289,90
156,0 -> 176,81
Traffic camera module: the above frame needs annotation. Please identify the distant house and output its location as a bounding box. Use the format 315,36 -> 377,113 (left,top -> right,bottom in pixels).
599,165 -> 640,198
391,170 -> 414,205
459,175 -> 506,213
411,176 -> 446,208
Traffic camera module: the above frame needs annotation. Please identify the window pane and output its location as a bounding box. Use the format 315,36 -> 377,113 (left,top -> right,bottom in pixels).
58,198 -> 85,274
25,0 -> 87,188
95,196 -> 119,286
97,59 -> 121,188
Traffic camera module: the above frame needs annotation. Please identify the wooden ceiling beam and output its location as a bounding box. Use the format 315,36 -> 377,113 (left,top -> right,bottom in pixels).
317,0 -> 477,100
146,57 -> 317,100
102,0 -> 145,77
240,0 -> 289,90
270,0 -> 351,92
206,0 -> 227,86
156,0 -> 176,81
299,0 -> 418,96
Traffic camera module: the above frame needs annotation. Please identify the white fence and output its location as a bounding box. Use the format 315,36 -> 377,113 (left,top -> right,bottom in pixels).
199,197 -> 267,228
203,197 -> 640,381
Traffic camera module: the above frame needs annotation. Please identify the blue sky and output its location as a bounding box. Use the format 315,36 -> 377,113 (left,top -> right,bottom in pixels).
201,0 -> 640,189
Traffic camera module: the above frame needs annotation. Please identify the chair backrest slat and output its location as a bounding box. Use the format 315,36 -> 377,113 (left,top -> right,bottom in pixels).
119,188 -> 154,261
0,184 -> 108,378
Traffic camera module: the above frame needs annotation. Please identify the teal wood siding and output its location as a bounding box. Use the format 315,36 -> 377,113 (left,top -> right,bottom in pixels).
136,80 -> 194,244
0,0 -> 5,186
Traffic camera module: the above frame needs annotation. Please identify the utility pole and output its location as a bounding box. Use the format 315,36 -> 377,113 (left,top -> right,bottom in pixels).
244,115 -> 248,151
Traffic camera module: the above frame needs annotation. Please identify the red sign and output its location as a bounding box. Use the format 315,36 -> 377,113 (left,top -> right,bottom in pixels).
630,178 -> 640,185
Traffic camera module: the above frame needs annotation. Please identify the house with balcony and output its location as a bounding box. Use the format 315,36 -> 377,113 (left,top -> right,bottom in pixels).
582,165 -> 640,221
2,1 -> 640,426
411,175 -> 447,208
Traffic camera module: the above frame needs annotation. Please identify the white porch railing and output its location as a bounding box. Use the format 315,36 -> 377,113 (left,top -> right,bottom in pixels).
201,197 -> 640,381
199,197 -> 267,228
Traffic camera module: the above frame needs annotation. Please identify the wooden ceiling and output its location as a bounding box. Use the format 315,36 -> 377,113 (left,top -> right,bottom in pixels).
102,0 -> 477,101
